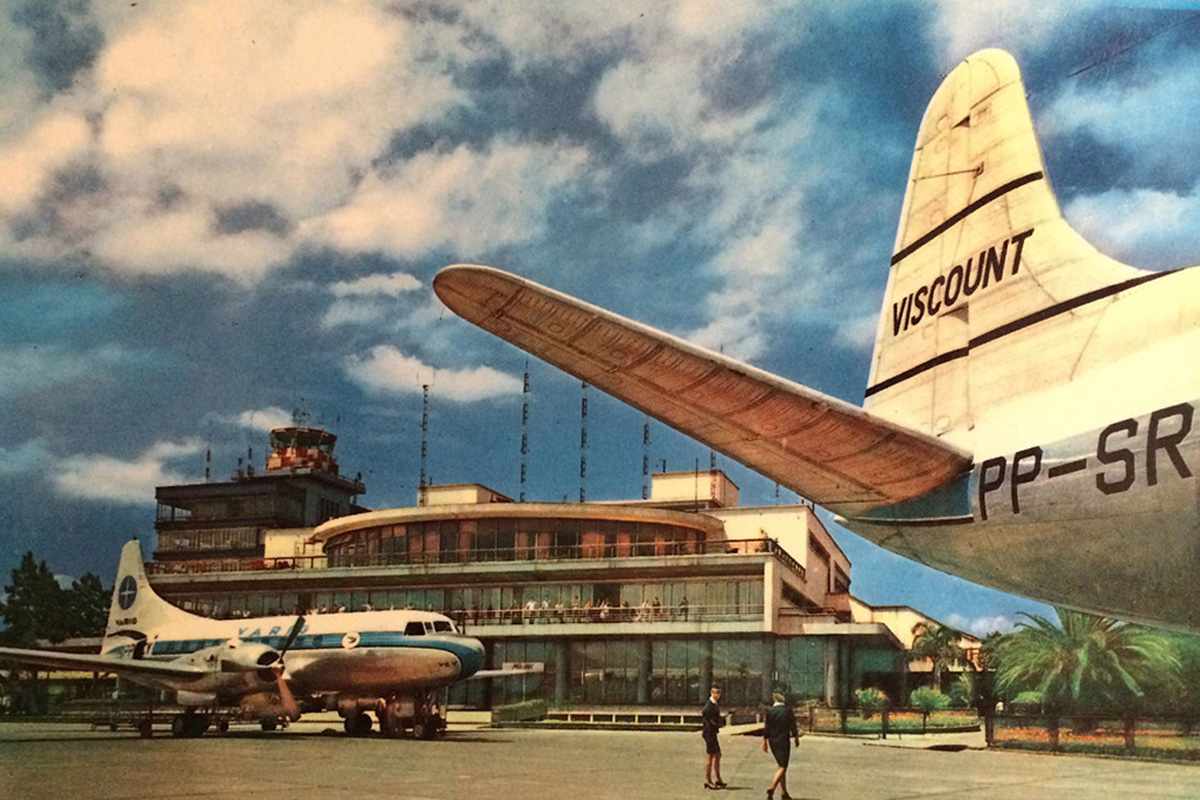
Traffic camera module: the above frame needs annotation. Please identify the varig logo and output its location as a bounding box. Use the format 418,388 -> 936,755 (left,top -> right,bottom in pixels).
117,575 -> 138,610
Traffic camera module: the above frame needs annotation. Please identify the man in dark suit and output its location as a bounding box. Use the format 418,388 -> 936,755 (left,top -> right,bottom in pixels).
702,685 -> 726,789
761,692 -> 800,799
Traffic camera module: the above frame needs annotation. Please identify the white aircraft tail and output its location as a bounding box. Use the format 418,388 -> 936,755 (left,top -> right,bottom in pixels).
864,49 -> 1162,449
103,539 -> 197,652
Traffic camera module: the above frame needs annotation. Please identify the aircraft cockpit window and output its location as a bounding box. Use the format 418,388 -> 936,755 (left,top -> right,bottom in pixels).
423,622 -> 434,633
404,621 -> 425,636
432,620 -> 453,633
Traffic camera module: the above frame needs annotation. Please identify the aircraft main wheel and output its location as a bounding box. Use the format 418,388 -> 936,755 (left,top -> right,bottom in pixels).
185,714 -> 210,737
138,719 -> 153,738
171,715 -> 187,738
413,716 -> 436,740
344,712 -> 372,736
261,718 -> 278,732
217,719 -> 230,733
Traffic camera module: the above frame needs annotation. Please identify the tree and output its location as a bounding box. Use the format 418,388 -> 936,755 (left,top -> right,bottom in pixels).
992,608 -> 1181,714
0,552 -> 70,646
911,622 -> 964,691
910,687 -> 950,733
65,573 -> 109,638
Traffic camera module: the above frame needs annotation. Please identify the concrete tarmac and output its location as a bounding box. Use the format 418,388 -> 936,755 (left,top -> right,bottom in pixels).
1,722 -> 1198,800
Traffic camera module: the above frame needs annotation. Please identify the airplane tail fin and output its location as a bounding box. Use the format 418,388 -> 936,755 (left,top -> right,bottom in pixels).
864,49 -> 1154,448
103,539 -> 196,653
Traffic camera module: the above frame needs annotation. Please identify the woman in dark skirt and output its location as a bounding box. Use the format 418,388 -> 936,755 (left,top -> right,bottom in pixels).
761,692 -> 800,799
702,685 -> 726,789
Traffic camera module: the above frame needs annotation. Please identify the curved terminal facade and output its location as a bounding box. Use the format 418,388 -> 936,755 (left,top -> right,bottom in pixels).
148,428 -> 978,711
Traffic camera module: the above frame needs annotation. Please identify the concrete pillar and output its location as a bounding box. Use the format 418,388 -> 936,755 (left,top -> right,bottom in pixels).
763,559 -> 778,630
554,640 -> 569,706
823,638 -> 837,707
898,651 -> 909,707
840,640 -> 853,707
637,639 -> 652,704
762,636 -> 776,701
701,639 -> 714,699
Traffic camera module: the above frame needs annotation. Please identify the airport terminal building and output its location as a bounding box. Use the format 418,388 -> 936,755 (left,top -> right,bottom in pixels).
146,427 -> 977,710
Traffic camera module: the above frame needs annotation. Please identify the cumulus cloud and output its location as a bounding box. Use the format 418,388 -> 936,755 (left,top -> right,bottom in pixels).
343,345 -> 522,402
211,406 -> 294,433
929,1 -> 1083,66
0,438 -> 53,476
53,437 -> 204,504
945,612 -> 1017,637
1064,188 -> 1200,268
834,312 -> 880,352
306,139 -> 591,259
329,272 -> 422,298
0,344 -> 140,398
320,272 -> 425,330
0,1 -> 473,282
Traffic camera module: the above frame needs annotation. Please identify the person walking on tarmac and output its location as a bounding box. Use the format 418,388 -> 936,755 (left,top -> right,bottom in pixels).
762,692 -> 800,800
702,685 -> 726,790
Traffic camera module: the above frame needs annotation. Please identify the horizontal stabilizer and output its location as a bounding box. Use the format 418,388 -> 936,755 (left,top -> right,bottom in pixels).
434,265 -> 971,513
0,646 -> 210,680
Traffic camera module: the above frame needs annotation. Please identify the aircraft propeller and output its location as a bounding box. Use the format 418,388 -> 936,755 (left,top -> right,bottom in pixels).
254,614 -> 305,722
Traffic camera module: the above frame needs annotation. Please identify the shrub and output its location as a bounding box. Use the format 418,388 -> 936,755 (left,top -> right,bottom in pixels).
1011,691 -> 1043,714
910,687 -> 951,713
492,699 -> 547,722
855,688 -> 889,718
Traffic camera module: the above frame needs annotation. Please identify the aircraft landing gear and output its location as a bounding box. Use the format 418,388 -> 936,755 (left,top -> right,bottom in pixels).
344,711 -> 372,736
260,718 -> 278,732
171,711 -> 210,738
412,692 -> 446,740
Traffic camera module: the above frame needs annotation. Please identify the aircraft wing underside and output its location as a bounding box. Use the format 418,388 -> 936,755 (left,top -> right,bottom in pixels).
0,646 -> 210,680
434,265 -> 971,513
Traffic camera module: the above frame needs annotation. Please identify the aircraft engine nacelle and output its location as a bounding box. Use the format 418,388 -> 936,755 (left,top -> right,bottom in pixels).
176,690 -> 217,707
218,639 -> 281,683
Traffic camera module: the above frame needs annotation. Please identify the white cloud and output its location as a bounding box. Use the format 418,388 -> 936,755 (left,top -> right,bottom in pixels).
0,344 -> 139,398
212,406 -> 294,433
307,139 -> 591,259
0,110 -> 91,216
0,1 -> 473,282
329,272 -> 422,298
343,345 -> 522,402
1064,188 -> 1200,268
944,612 -> 1016,637
320,298 -> 390,330
53,438 -> 204,504
834,312 -> 880,352
929,1 -> 1083,67
320,272 -> 425,329
0,439 -> 53,476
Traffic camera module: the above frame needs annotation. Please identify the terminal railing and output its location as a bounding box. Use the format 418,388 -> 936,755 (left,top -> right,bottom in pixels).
147,537 -> 806,580
447,602 -> 764,626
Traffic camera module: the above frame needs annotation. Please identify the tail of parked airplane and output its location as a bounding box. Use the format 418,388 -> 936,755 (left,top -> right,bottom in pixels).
103,539 -> 196,654
863,49 -> 1161,449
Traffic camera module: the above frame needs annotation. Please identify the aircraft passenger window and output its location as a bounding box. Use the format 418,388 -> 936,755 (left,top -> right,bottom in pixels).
404,621 -> 425,636
433,621 -> 452,633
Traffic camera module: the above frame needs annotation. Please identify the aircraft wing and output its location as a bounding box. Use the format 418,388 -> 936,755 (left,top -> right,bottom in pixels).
466,667 -> 544,681
434,265 -> 971,513
0,646 -> 210,680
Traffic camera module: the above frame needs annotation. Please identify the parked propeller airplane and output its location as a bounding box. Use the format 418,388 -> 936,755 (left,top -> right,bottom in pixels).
434,49 -> 1200,632
0,539 -> 490,737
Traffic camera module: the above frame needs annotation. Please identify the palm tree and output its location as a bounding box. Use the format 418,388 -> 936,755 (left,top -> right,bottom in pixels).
993,608 -> 1181,714
911,622 -> 964,691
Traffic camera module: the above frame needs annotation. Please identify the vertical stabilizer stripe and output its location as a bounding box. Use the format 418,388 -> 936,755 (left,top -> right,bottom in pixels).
890,172 -> 1044,266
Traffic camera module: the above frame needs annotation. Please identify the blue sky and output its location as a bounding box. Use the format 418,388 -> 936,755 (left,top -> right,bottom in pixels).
2,1 -> 1198,637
